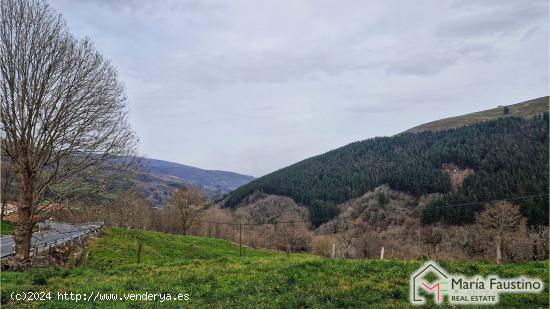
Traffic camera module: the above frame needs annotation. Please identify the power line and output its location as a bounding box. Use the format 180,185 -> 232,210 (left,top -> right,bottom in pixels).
194,193 -> 548,226
421,193 -> 548,210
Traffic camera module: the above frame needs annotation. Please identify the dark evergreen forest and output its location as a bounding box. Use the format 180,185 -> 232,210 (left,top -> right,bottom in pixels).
225,114 -> 549,226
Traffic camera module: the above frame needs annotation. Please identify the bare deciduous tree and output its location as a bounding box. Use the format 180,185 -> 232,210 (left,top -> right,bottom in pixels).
1,154 -> 16,221
529,225 -> 549,260
0,0 -> 138,259
167,187 -> 207,235
107,191 -> 153,230
476,201 -> 524,263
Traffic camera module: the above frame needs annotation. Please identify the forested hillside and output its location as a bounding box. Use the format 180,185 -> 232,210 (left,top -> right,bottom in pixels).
226,114 -> 549,226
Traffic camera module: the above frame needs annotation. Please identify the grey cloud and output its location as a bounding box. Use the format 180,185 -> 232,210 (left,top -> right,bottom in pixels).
436,4 -> 547,39
48,0 -> 548,176
346,103 -> 405,114
449,0 -> 547,9
455,43 -> 498,62
386,52 -> 458,77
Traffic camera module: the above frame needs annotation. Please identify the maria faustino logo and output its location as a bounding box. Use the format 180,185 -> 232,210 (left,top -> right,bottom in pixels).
409,261 -> 544,305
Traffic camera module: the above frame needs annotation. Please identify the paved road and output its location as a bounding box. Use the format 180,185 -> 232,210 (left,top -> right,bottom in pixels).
0,221 -> 101,258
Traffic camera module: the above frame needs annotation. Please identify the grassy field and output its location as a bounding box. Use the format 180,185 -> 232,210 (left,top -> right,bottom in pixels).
1,220 -> 15,235
1,228 -> 548,308
406,96 -> 548,133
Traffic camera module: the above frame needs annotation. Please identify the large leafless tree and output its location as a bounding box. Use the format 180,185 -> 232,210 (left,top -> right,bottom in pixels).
0,0 -> 138,259
167,187 -> 207,235
476,201 -> 523,263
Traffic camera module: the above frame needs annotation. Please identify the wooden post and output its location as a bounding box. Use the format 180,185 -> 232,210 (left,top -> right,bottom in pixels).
239,224 -> 243,257
532,239 -> 538,260
380,246 -> 385,260
496,239 -> 502,264
83,251 -> 90,268
137,242 -> 142,264
331,243 -> 336,259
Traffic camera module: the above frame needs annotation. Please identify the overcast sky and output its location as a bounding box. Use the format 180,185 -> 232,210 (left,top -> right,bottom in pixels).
49,0 -> 548,177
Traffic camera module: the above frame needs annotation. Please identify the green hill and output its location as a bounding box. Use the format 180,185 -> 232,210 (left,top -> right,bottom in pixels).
225,104 -> 549,226
406,96 -> 548,133
2,229 -> 548,308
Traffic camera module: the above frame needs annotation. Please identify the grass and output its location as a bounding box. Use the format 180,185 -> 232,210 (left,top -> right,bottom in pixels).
1,220 -> 15,235
1,228 -> 548,308
406,96 -> 548,133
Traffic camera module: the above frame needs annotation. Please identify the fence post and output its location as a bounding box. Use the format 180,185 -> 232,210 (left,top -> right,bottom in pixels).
380,246 -> 385,260
137,242 -> 142,264
496,239 -> 502,264
239,224 -> 243,257
331,243 -> 336,259
83,250 -> 90,268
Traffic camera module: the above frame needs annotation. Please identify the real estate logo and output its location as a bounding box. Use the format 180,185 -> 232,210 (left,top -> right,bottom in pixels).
409,261 -> 544,305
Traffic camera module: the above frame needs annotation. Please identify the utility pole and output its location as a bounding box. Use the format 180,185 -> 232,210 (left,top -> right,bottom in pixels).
239,224 -> 243,257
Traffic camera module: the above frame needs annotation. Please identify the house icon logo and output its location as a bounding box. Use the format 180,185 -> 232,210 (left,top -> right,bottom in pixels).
409,261 -> 449,305
409,260 -> 543,305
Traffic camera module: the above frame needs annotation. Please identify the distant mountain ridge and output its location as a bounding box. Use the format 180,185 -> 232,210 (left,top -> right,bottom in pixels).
144,158 -> 254,191
136,158 -> 254,205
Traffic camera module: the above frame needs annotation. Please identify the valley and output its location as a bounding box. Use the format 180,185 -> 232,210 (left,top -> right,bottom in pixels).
1,0 -> 548,307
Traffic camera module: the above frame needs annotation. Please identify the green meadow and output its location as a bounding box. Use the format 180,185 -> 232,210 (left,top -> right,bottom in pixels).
1,221 -> 15,235
1,228 -> 548,308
